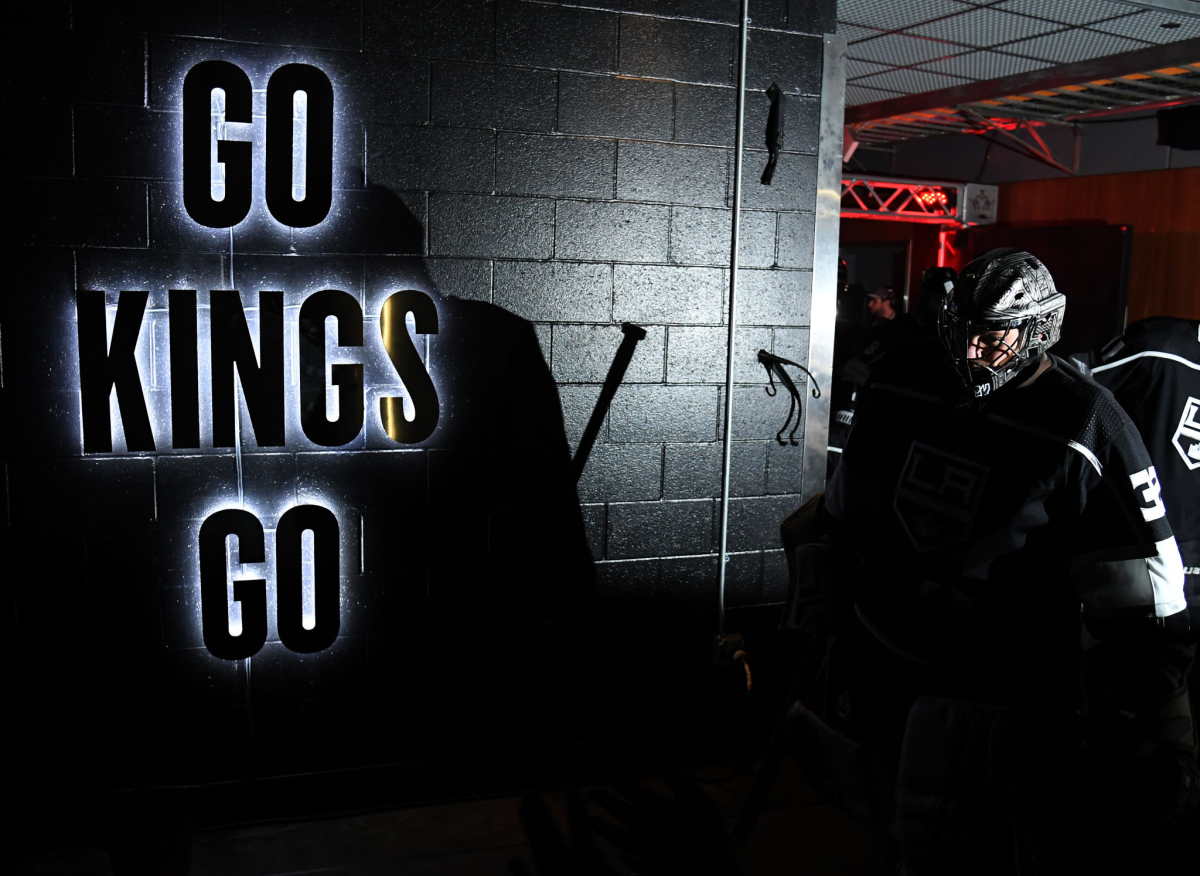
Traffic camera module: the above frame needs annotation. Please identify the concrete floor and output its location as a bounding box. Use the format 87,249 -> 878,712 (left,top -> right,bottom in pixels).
18,758 -> 882,875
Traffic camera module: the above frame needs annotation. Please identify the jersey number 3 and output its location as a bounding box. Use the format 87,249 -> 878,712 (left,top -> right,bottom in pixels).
1130,466 -> 1167,522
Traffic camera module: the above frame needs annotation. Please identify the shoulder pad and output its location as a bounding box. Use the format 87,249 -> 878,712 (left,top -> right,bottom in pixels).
1120,317 -> 1200,364
1040,357 -> 1134,454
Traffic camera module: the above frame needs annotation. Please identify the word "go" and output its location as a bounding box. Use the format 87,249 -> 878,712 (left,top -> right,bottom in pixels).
183,60 -> 333,229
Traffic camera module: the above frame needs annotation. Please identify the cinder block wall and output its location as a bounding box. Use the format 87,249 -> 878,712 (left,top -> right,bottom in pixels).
2,0 -> 834,811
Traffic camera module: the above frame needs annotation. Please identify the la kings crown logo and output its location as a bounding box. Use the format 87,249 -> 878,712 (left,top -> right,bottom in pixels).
894,442 -> 989,553
1172,396 -> 1200,470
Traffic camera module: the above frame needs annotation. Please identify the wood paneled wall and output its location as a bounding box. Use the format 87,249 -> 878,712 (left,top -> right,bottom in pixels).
998,168 -> 1200,321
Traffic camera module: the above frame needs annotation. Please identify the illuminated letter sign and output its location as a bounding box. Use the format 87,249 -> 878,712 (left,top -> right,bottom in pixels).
76,287 -> 439,451
299,290 -> 365,447
169,289 -> 201,449
265,63 -> 334,227
275,505 -> 341,654
200,509 -> 268,660
183,60 -> 253,228
183,61 -> 334,228
76,290 -> 156,452
380,290 -> 440,444
78,60 -> 438,660
210,290 -> 286,447
200,506 -> 340,659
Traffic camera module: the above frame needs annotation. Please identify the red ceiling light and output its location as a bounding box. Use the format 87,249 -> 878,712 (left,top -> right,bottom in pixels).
916,188 -> 949,206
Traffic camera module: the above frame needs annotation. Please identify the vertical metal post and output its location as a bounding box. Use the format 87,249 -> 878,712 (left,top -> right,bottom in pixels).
800,33 -> 847,505
727,40 -> 847,847
902,238 -> 913,314
717,0 -> 751,640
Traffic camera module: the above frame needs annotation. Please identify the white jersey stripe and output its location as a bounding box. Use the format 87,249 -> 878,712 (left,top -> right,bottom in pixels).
1067,440 -> 1105,478
985,414 -> 1105,477
1149,536 -> 1188,618
1092,350 -> 1200,374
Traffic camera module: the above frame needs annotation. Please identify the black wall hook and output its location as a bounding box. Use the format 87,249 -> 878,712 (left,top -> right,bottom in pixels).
761,82 -> 786,185
757,350 -> 820,446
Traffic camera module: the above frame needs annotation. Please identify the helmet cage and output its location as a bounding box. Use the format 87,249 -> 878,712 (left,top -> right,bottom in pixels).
938,291 -> 1065,399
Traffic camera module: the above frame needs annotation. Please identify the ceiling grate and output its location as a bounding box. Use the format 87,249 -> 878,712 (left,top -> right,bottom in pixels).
848,62 -> 1200,145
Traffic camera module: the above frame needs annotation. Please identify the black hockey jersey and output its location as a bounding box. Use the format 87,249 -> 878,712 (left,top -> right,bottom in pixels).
826,338 -> 1187,667
1091,318 -> 1200,621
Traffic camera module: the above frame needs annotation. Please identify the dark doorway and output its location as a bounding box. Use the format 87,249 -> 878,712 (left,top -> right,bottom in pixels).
842,242 -> 909,307
838,241 -> 909,359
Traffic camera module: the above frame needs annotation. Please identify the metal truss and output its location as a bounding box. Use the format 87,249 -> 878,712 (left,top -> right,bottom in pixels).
955,106 -> 1078,174
848,61 -> 1200,151
841,176 -> 997,226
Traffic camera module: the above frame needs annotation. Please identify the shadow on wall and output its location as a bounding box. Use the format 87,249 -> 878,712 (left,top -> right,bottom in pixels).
343,184 -> 597,622
2,182 -> 598,807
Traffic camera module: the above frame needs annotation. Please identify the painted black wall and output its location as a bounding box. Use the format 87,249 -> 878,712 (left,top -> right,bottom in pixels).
1,0 -> 833,832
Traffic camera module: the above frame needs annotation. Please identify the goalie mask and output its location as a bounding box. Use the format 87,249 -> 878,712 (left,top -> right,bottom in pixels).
938,248 -> 1065,401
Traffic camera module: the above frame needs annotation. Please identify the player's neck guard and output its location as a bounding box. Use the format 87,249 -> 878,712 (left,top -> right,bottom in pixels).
952,355 -> 1044,412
